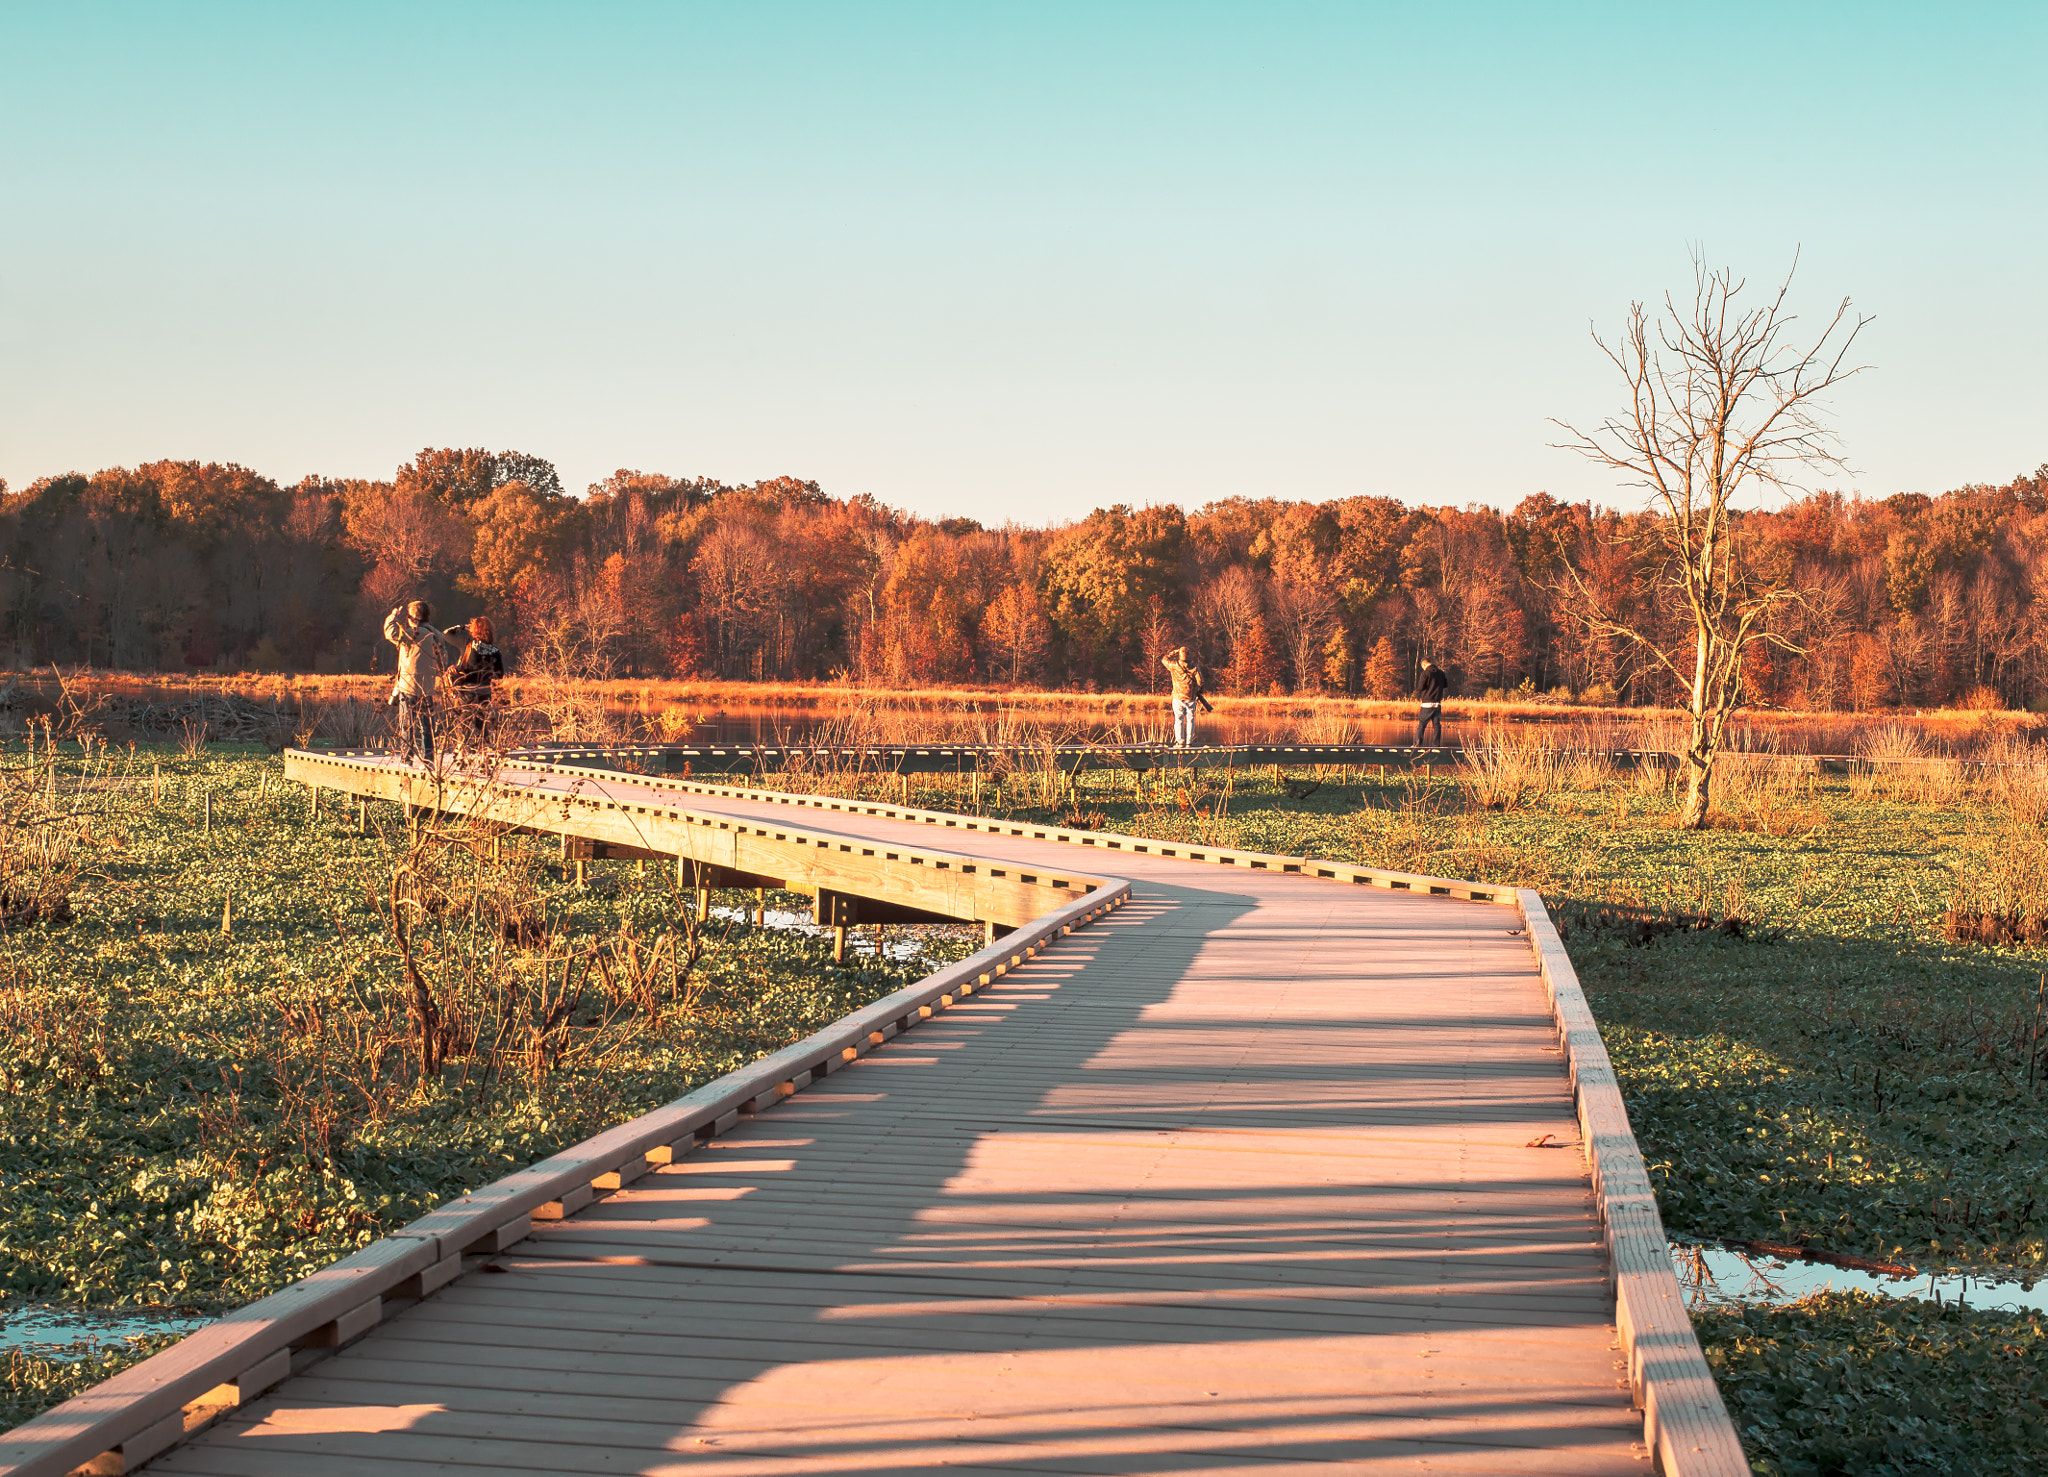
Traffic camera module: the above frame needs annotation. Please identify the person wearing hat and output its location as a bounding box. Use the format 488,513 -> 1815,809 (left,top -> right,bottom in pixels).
383,600 -> 457,765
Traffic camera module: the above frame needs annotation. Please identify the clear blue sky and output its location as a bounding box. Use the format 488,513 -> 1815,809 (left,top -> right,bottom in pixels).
1,2 -> 2041,519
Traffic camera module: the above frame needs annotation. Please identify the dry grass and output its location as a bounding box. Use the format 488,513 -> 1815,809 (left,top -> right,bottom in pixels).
16,669 -> 2048,767
1290,710 -> 1360,745
1847,724 -> 1968,806
1456,724 -> 1618,812
1977,736 -> 2048,827
1944,815 -> 2048,946
0,723 -> 113,929
1699,733 -> 1827,836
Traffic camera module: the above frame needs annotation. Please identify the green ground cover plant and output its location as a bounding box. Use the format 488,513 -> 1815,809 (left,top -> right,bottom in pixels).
768,746 -> 2048,1473
1697,1293 -> 2048,1477
1,743 -> 973,1428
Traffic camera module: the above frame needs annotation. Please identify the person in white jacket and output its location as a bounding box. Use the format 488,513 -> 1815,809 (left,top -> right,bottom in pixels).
384,601 -> 456,764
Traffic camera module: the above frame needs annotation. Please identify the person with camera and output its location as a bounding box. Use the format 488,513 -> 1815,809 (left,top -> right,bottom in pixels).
1162,646 -> 1212,748
383,600 -> 457,765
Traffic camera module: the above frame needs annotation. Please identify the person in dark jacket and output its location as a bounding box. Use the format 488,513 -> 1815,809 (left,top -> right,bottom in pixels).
447,616 -> 504,743
1416,657 -> 1449,747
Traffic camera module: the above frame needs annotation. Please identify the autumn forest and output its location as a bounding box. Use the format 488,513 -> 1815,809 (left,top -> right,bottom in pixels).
5,447 -> 2047,711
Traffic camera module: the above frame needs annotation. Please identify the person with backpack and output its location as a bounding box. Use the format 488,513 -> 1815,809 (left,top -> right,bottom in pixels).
1416,656 -> 1450,747
447,616 -> 505,744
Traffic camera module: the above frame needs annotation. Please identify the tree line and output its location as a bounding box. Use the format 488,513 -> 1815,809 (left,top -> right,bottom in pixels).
1,446 -> 2043,711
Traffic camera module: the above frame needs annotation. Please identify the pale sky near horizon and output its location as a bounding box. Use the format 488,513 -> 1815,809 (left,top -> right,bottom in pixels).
1,2 -> 2041,521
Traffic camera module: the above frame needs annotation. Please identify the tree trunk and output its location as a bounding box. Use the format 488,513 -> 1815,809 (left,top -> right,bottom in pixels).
1676,628 -> 1716,828
1678,704 -> 1713,829
1678,751 -> 1712,828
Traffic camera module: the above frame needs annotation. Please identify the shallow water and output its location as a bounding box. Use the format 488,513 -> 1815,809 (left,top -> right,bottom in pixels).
0,1302 -> 210,1359
675,708 -> 1436,749
708,904 -> 972,963
1673,1240 -> 2048,1314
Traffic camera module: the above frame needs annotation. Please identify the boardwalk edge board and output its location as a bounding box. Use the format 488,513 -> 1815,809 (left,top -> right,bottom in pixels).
0,871 -> 1130,1477
282,751 -> 1108,928
1516,888 -> 1748,1477
489,756 -> 1507,903
496,739 -> 1985,775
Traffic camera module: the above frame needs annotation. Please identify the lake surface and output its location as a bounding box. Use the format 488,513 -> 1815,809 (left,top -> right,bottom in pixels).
14,672 -> 2039,756
675,708 -> 1440,748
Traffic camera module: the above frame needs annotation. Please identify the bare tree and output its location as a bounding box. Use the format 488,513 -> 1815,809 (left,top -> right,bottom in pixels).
1269,576 -> 1337,693
1554,254 -> 1870,827
1136,595 -> 1177,693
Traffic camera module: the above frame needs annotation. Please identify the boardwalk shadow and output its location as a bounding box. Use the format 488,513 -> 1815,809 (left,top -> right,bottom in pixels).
191,880 -> 1641,1475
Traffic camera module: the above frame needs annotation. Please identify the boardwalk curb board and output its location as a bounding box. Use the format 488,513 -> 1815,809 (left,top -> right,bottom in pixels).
1516,888 -> 1748,1476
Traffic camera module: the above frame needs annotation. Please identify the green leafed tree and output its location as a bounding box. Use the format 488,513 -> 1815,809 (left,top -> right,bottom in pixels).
1040,504 -> 1185,681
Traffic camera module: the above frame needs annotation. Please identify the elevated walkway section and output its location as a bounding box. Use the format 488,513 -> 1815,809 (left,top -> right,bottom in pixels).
0,753 -> 1744,1477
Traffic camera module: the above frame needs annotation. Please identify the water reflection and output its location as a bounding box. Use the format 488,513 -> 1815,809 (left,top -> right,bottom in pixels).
676,708 -> 1436,749
707,904 -> 972,963
1672,1239 -> 2048,1314
0,1302 -> 210,1359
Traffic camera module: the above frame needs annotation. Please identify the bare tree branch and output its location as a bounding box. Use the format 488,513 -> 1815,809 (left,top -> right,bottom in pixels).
1550,251 -> 1872,826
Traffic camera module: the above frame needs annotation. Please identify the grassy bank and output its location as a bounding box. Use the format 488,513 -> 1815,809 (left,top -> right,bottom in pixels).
0,745 -> 975,1429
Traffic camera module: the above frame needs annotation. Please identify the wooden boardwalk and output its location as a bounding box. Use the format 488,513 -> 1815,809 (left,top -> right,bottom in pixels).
142,775 -> 1649,1475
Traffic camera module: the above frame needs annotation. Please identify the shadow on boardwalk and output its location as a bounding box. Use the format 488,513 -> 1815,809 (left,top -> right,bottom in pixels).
155,880 -> 1644,1475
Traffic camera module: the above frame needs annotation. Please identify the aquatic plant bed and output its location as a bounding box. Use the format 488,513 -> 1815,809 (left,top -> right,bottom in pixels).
1696,1292 -> 2048,1476
761,753 -> 2048,1473
0,746 -> 975,1429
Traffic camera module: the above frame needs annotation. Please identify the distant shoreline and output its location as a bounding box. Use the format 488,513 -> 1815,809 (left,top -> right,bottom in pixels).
2,667 -> 2038,730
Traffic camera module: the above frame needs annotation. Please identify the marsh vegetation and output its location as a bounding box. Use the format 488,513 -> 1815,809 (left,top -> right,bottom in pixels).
0,739 -> 976,1428
8,707 -> 2048,1467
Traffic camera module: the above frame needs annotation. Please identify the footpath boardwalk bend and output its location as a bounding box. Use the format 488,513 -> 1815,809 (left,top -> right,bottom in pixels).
1,750 -> 1747,1477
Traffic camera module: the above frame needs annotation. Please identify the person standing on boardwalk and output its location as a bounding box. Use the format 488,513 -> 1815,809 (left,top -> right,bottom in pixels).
384,600 -> 456,765
447,616 -> 505,743
1415,656 -> 1449,747
1162,646 -> 1205,748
